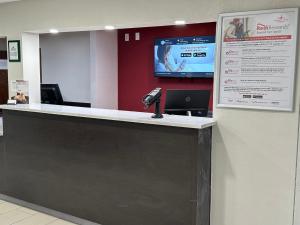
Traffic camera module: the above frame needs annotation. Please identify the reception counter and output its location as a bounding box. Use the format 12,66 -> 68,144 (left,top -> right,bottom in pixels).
0,104 -> 215,225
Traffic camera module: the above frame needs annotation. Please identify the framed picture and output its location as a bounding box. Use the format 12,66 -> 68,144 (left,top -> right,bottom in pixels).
11,80 -> 29,104
215,8 -> 299,111
8,40 -> 21,62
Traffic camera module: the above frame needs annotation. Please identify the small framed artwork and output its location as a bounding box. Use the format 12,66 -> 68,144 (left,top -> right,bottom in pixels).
8,40 -> 21,62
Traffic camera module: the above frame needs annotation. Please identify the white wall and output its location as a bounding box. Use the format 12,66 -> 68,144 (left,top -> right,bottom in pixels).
0,1 -> 299,225
40,32 -> 91,103
22,33 -> 40,103
295,153 -> 300,225
90,30 -> 118,109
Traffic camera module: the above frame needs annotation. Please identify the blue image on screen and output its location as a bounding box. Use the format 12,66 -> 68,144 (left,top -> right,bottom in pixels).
154,36 -> 215,78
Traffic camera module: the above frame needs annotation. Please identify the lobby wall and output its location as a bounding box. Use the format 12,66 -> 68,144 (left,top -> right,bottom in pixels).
0,1 -> 299,225
118,23 -> 216,112
40,31 -> 91,103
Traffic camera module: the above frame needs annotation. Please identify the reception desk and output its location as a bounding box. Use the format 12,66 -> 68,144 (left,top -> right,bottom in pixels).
0,104 -> 215,225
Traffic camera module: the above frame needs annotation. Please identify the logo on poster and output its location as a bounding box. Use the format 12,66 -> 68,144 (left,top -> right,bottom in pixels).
225,50 -> 239,55
256,23 -> 289,31
275,15 -> 288,23
224,79 -> 237,84
225,68 -> 239,74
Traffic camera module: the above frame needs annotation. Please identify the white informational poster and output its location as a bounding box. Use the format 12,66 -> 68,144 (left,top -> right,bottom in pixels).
216,8 -> 298,111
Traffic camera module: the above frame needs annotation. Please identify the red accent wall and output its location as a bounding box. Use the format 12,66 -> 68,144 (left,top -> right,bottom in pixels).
118,22 -> 216,112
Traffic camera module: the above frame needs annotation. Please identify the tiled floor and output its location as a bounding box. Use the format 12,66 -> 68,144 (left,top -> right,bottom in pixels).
0,199 -> 76,225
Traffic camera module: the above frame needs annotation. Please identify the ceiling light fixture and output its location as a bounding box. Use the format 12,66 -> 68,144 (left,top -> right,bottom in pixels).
49,29 -> 59,34
105,25 -> 115,30
174,20 -> 186,25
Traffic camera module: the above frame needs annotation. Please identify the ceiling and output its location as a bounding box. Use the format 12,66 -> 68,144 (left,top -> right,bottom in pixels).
0,0 -> 21,3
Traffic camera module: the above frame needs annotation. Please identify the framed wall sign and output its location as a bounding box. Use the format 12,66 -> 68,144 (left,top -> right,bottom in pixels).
8,40 -> 21,62
215,8 -> 299,111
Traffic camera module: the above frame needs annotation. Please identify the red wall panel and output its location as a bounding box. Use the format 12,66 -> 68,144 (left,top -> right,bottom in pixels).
118,22 -> 216,112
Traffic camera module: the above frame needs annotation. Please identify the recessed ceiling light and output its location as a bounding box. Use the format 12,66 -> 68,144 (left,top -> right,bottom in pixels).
49,29 -> 59,34
175,20 -> 186,25
105,25 -> 115,30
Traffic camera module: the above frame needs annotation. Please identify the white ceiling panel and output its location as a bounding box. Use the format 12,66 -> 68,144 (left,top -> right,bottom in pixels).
0,0 -> 21,3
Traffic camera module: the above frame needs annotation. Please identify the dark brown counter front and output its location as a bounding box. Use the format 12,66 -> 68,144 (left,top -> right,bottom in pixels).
0,109 -> 211,225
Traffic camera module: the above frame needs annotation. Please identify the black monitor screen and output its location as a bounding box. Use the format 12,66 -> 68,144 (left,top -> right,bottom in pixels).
41,84 -> 63,105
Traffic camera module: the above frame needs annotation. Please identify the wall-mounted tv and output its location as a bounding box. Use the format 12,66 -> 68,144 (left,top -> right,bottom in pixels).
154,36 -> 215,78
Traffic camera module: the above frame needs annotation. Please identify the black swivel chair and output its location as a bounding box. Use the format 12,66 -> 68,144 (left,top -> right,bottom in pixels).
164,89 -> 211,117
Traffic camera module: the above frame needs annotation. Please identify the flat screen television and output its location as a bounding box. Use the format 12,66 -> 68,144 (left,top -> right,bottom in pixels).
154,36 -> 215,78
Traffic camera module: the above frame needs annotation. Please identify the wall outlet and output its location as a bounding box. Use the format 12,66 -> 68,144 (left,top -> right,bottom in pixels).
125,33 -> 129,42
135,32 -> 140,41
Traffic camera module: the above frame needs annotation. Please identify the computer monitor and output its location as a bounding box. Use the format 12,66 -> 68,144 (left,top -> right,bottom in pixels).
165,89 -> 210,117
41,84 -> 64,105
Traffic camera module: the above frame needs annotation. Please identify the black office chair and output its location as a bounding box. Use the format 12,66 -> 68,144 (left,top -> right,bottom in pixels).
165,89 -> 210,117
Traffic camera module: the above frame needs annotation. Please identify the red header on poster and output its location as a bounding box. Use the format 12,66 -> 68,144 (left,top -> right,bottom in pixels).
224,35 -> 292,42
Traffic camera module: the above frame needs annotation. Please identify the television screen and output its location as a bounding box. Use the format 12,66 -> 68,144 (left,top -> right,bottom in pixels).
154,36 -> 215,78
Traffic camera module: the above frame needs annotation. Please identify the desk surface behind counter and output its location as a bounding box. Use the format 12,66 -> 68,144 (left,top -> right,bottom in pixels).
0,103 -> 216,130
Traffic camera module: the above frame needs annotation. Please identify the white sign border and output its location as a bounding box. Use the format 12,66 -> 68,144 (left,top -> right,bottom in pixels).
215,8 -> 299,112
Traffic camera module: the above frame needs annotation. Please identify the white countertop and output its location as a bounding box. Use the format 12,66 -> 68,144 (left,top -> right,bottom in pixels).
0,104 -> 216,130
